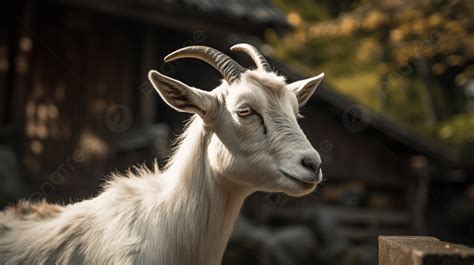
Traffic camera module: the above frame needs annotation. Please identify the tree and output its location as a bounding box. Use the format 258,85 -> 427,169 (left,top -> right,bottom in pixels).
269,0 -> 474,153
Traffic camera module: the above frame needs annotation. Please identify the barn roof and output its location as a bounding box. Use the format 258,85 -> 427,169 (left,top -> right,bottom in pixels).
53,0 -> 290,36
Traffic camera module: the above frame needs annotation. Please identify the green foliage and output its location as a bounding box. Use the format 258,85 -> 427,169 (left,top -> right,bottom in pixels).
269,0 -> 474,156
439,114 -> 474,156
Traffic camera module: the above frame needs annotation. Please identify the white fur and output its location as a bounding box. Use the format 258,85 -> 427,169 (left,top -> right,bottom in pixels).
0,65 -> 324,264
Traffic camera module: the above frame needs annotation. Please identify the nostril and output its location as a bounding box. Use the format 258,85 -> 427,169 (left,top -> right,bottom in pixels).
301,156 -> 321,172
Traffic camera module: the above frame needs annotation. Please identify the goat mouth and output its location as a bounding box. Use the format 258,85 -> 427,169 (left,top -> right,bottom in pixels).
279,170 -> 316,188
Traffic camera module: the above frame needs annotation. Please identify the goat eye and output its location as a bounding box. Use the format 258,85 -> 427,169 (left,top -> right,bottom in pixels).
236,107 -> 253,117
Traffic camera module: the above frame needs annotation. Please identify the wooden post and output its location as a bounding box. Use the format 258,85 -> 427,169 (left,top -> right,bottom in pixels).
379,236 -> 474,265
138,26 -> 157,126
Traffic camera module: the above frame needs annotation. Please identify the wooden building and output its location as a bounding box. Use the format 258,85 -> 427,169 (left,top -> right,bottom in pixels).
0,0 -> 290,200
1,0 -> 472,255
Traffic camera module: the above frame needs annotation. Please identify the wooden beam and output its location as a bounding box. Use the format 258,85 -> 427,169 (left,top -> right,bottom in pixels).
379,236 -> 474,265
51,0 -> 269,38
138,26 -> 157,126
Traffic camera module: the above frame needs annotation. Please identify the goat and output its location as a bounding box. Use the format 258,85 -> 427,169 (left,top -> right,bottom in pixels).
0,43 -> 325,265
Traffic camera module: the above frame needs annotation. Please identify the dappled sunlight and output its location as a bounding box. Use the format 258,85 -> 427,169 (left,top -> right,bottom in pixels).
23,79 -> 72,175
76,130 -> 109,160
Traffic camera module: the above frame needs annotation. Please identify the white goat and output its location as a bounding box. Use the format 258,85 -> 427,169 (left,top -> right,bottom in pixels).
0,44 -> 324,265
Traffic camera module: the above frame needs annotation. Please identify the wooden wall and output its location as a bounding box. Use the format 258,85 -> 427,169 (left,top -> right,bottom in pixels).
15,2 -> 145,199
0,2 -> 23,128
9,0 -> 221,200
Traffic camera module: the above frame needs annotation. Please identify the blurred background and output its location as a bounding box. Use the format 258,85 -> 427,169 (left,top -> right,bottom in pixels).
0,0 -> 473,264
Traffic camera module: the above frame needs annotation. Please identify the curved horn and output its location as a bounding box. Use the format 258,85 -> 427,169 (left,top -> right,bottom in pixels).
230,43 -> 271,71
164,46 -> 245,84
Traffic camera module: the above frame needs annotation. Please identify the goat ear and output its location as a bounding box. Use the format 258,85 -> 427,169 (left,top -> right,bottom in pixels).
287,73 -> 324,107
148,70 -> 215,117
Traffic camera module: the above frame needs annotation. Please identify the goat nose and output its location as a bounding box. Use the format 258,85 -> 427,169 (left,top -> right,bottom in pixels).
301,156 -> 321,173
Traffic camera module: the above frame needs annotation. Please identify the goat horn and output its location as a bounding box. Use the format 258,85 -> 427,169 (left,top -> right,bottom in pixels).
164,46 -> 245,84
230,43 -> 271,71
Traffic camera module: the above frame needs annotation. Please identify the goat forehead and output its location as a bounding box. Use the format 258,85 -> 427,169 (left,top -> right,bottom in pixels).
227,85 -> 295,114
225,82 -> 297,118
238,71 -> 287,96
243,70 -> 287,93
223,71 -> 299,117
225,83 -> 268,108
